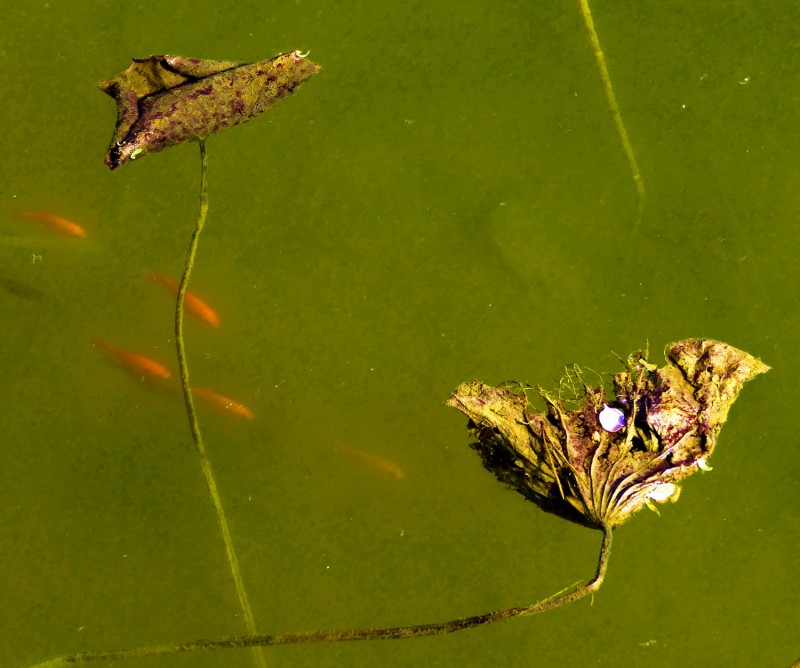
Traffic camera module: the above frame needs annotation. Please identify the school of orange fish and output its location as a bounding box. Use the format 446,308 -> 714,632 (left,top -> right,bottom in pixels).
13,210 -> 250,418
7,210 -> 404,478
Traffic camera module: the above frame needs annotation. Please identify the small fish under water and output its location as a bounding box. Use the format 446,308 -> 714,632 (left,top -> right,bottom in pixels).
90,338 -> 171,380
147,272 -> 220,327
15,211 -> 88,238
335,443 -> 405,480
191,386 -> 254,420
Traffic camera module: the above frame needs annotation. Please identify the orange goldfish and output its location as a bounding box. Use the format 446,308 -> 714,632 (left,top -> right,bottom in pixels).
90,339 -> 171,379
147,272 -> 220,327
15,211 -> 88,238
335,443 -> 405,480
191,386 -> 254,420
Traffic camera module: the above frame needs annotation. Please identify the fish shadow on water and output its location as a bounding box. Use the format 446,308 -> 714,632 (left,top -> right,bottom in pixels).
453,200 -> 589,303
0,276 -> 46,301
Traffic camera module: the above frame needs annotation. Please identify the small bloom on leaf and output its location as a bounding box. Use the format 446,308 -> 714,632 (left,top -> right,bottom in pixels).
598,403 -> 626,432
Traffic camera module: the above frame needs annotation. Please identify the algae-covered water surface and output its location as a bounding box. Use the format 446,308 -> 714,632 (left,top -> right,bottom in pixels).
1,1 -> 797,667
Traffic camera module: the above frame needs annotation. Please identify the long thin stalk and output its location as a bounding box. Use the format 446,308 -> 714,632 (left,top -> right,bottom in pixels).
173,139 -> 267,668
25,527 -> 613,666
578,0 -> 645,228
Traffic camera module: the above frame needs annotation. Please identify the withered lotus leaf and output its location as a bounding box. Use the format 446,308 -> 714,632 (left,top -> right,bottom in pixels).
98,51 -> 321,170
446,339 -> 769,530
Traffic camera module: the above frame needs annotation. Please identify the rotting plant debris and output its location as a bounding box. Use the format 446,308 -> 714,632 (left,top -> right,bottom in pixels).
98,51 -> 320,170
446,338 -> 770,530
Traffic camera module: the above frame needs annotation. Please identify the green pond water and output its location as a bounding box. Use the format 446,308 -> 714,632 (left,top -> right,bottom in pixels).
1,1 -> 797,666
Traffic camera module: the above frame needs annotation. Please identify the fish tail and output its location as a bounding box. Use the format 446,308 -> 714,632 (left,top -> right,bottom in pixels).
148,271 -> 178,293
89,338 -> 115,354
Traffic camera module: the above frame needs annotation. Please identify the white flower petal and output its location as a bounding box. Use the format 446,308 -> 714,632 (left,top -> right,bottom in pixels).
598,404 -> 626,432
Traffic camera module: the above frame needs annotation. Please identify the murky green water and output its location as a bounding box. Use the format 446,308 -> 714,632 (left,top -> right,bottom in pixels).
1,1 -> 797,666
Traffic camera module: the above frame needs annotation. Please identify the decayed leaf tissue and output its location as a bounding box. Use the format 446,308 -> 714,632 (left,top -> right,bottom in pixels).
98,51 -> 321,170
446,339 -> 769,530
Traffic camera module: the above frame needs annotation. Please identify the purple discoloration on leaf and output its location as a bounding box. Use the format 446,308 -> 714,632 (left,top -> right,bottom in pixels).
446,340 -> 769,529
98,51 -> 321,169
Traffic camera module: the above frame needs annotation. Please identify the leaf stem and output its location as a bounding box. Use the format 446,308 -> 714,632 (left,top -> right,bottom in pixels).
24,528 -> 612,665
578,0 -> 645,229
174,139 -> 267,668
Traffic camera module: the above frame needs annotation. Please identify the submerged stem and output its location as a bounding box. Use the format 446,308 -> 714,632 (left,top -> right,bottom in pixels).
25,528 -> 613,666
578,0 -> 645,229
174,140 -> 267,668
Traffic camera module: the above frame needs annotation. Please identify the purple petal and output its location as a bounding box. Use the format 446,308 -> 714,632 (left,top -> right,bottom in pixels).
599,404 -> 626,432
